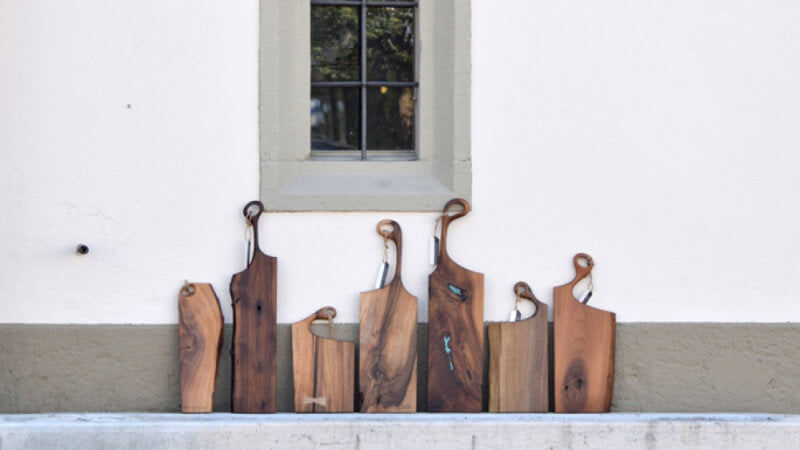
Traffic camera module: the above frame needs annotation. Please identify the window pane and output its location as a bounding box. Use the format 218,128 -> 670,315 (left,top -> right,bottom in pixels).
311,87 -> 360,150
311,6 -> 360,82
367,87 -> 414,149
366,7 -> 414,82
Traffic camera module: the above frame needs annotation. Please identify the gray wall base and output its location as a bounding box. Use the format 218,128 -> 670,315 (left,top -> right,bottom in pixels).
1,323 -> 798,413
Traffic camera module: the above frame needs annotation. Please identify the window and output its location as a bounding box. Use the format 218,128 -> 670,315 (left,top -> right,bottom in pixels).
259,0 -> 471,211
310,1 -> 418,160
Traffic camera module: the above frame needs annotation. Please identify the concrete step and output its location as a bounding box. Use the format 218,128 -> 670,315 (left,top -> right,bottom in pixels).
1,413 -> 799,449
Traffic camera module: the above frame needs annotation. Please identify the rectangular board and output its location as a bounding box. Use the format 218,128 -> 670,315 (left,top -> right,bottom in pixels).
292,307 -> 355,413
230,251 -> 278,413
427,267 -> 484,412
179,283 -> 223,413
488,305 -> 548,412
359,284 -> 417,412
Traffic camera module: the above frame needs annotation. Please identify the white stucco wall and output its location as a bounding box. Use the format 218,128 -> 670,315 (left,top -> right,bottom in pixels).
1,0 -> 799,324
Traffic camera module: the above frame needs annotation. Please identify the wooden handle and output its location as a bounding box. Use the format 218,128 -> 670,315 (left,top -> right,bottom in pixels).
442,198 -> 470,220
439,198 -> 471,264
299,306 -> 337,328
243,200 -> 265,255
513,281 -> 536,301
513,281 -> 544,317
314,306 -> 337,322
377,219 -> 403,283
566,253 -> 594,288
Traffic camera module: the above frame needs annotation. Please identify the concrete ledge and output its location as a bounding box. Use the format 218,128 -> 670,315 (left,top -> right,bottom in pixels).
1,413 -> 799,449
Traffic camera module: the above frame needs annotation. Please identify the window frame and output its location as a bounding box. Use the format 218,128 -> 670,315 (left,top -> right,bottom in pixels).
260,0 -> 471,211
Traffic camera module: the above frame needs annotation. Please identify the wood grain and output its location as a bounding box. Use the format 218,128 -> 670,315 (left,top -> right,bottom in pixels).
359,220 -> 417,413
179,282 -> 223,413
230,201 -> 278,413
553,253 -> 616,413
488,282 -> 549,413
292,307 -> 355,413
427,198 -> 484,412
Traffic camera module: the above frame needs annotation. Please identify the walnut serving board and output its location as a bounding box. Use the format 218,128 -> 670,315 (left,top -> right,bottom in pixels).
427,198 -> 484,412
292,307 -> 355,413
488,282 -> 549,413
179,282 -> 223,413
230,201 -> 278,413
359,220 -> 417,413
554,253 -> 616,413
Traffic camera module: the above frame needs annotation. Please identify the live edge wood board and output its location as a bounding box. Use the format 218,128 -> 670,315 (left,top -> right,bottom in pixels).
488,282 -> 548,413
179,282 -> 223,413
292,307 -> 355,413
359,220 -> 417,413
230,201 -> 278,413
553,253 -> 616,413
427,198 -> 484,412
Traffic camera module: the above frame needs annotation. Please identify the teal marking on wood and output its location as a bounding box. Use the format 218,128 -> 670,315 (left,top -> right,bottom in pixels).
443,336 -> 454,371
448,284 -> 468,301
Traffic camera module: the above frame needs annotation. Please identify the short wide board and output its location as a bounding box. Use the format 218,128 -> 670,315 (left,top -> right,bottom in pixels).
488,304 -> 549,412
292,308 -> 355,413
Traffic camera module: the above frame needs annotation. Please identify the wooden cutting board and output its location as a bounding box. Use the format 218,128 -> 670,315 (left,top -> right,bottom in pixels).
292,307 -> 355,413
179,282 -> 223,413
427,198 -> 484,412
488,281 -> 548,413
553,253 -> 615,413
359,220 -> 417,413
230,201 -> 278,413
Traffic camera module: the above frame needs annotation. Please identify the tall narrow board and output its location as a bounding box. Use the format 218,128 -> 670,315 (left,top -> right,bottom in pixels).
359,220 -> 417,412
488,282 -> 548,412
292,307 -> 355,413
554,253 -> 616,413
230,201 -> 278,413
179,282 -> 223,413
427,198 -> 484,412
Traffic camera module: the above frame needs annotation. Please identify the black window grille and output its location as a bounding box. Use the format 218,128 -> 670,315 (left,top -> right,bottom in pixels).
310,0 -> 418,160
